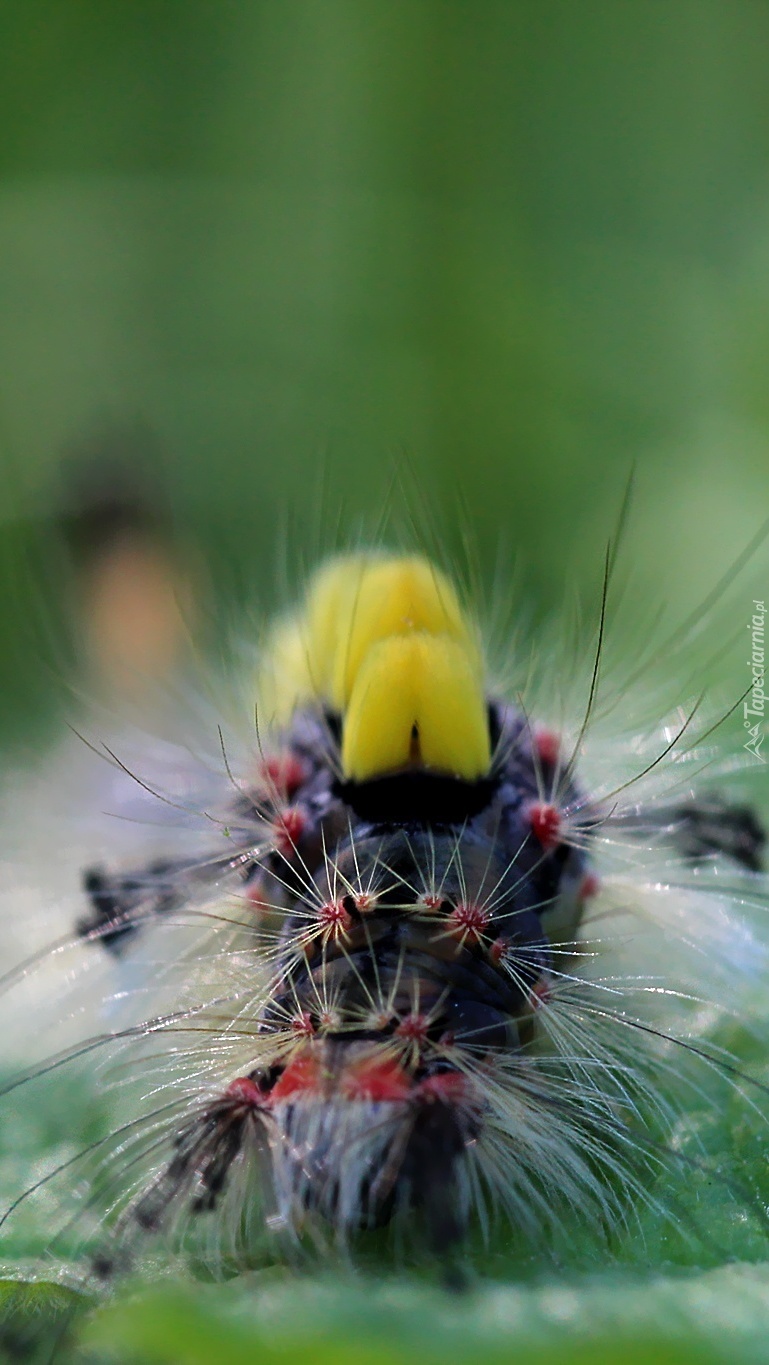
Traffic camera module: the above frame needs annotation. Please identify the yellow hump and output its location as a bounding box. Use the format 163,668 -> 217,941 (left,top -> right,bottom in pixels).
262,554 -> 491,783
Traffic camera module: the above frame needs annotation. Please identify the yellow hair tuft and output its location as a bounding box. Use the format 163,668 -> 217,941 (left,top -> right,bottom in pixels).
261,554 -> 491,782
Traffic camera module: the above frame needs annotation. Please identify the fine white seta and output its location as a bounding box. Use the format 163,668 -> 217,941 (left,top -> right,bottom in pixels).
0,537 -> 767,1283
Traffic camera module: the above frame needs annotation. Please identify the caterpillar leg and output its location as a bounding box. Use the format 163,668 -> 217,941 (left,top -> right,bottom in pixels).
78,855 -> 243,954
609,796 -> 766,871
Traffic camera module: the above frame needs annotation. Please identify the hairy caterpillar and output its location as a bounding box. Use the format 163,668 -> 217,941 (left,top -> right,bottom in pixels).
0,533 -> 767,1288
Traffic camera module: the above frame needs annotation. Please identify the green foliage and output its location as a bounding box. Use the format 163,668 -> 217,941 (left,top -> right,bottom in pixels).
1,3 -> 769,721
0,1269 -> 765,1365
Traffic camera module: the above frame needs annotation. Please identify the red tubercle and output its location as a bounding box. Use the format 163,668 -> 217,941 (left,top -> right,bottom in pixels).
262,752 -> 308,799
341,1057 -> 412,1102
225,1076 -> 266,1108
534,726 -> 561,768
489,936 -> 510,966
418,1073 -> 469,1104
246,882 -> 269,912
395,1013 -> 431,1044
291,1011 -> 315,1037
270,1052 -> 322,1101
353,890 -> 377,913
417,891 -> 443,913
273,805 -> 307,857
527,801 -> 562,850
448,901 -> 491,943
580,871 -> 600,900
318,898 -> 353,938
528,975 -> 551,1010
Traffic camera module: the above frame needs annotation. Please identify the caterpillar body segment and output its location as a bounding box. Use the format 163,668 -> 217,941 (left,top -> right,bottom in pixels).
48,550 -> 767,1270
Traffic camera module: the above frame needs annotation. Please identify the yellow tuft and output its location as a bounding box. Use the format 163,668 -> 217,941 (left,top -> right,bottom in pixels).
261,554 -> 491,782
341,631 -> 490,781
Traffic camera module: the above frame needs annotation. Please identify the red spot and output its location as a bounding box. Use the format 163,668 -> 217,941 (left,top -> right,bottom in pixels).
396,1013 -> 430,1044
342,1057 -> 412,1102
246,880 -> 270,912
271,1052 -> 322,1100
528,801 -> 562,850
291,1011 -> 315,1037
580,871 -> 600,899
534,727 -> 561,768
353,891 -> 377,913
318,899 -> 352,938
529,975 -> 551,1010
417,892 -> 443,912
489,936 -> 510,965
263,753 -> 308,798
273,805 -> 306,857
448,901 -> 491,943
225,1076 -> 264,1107
245,871 -> 277,914
418,1073 -> 469,1103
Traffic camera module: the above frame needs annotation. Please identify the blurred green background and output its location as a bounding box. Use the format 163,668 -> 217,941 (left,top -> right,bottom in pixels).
1,4 -> 769,1362
2,0 -> 769,743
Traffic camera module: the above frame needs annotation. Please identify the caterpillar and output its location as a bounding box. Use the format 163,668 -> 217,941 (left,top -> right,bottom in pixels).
1,539 -> 767,1286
